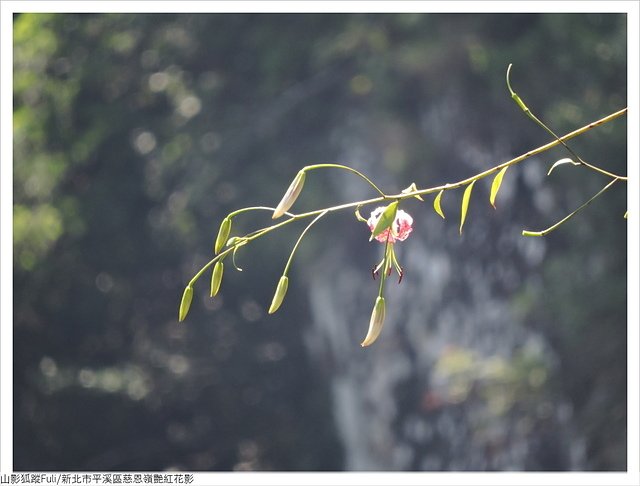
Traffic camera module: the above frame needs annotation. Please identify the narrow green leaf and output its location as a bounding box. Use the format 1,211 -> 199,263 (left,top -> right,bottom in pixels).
178,285 -> 194,322
547,158 -> 579,176
459,181 -> 476,235
210,261 -> 224,297
268,276 -> 289,314
490,167 -> 508,209
522,230 -> 543,237
433,190 -> 445,219
214,217 -> 231,254
624,211 -> 628,219
370,201 -> 398,241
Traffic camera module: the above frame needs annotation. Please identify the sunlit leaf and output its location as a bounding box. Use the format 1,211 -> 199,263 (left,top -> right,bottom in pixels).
624,211 -> 628,219
547,158 -> 579,176
433,190 -> 445,219
490,166 -> 508,209
459,181 -> 476,235
370,201 -> 398,241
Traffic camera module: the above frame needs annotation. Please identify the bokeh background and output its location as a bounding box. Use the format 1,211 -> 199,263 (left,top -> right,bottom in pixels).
13,13 -> 627,471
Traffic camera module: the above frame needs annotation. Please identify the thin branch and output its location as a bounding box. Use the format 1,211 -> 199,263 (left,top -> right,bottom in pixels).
522,177 -> 620,236
506,64 -> 627,180
185,107 -> 627,292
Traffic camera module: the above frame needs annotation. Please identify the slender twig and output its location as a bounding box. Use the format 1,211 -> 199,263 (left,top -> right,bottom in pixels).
228,206 -> 296,219
506,64 -> 627,181
522,177 -> 620,237
282,210 -> 328,276
304,163 -> 387,197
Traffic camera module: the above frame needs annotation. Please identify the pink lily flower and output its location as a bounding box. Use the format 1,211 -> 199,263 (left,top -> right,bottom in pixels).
367,207 -> 413,243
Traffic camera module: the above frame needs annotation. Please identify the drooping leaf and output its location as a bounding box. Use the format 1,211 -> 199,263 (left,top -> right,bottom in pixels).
547,158 -> 579,176
490,166 -> 508,209
433,190 -> 445,219
370,201 -> 398,241
459,181 -> 476,235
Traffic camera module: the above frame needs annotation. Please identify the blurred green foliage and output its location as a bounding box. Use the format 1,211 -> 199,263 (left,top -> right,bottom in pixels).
13,13 -> 626,471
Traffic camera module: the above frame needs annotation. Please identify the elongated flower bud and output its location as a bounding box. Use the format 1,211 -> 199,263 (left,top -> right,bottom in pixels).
210,261 -> 224,297
268,276 -> 289,314
179,285 -> 194,322
361,297 -> 386,347
214,217 -> 232,254
273,170 -> 305,219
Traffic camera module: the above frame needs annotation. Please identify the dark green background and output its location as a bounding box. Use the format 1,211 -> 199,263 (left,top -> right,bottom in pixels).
13,13 -> 626,471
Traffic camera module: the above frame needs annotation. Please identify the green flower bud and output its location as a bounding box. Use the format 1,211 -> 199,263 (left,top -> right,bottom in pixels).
210,261 -> 224,297
361,297 -> 386,347
214,217 -> 232,254
268,275 -> 289,314
273,170 -> 305,219
178,285 -> 194,322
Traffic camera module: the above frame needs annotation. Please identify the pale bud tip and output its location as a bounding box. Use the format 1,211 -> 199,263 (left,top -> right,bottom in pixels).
273,171 -> 305,219
360,297 -> 386,347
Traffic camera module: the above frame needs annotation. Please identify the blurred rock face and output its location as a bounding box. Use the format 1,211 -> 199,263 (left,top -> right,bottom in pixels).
307,241 -> 586,471
304,103 -> 595,471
